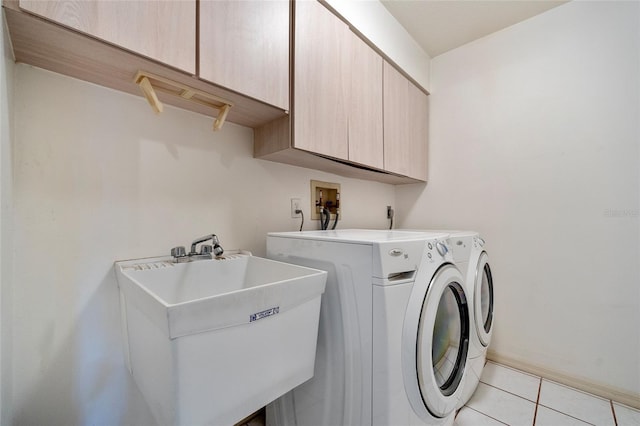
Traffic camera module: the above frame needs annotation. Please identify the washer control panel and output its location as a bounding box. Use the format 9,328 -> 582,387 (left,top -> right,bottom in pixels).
424,238 -> 453,264
473,236 -> 485,248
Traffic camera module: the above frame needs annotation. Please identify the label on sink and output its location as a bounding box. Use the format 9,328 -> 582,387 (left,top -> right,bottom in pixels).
250,306 -> 280,322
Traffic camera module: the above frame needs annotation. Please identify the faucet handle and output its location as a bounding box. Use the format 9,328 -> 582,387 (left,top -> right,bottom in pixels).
200,245 -> 213,255
171,246 -> 186,258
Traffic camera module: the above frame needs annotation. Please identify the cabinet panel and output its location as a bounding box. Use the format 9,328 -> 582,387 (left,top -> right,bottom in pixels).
199,0 -> 289,110
408,81 -> 429,181
293,0 -> 349,160
349,32 -> 383,169
19,0 -> 196,74
383,62 -> 428,181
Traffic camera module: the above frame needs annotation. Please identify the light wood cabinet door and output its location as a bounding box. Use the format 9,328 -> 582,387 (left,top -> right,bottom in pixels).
199,0 -> 289,110
348,32 -> 384,169
408,79 -> 429,181
383,61 -> 428,181
293,0 -> 349,161
19,0 -> 196,74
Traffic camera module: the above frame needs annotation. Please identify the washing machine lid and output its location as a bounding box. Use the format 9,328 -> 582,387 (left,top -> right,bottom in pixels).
268,229 -> 449,244
474,252 -> 494,346
402,262 -> 469,420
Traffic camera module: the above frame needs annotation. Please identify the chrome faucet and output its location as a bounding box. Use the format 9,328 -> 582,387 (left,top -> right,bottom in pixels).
171,234 -> 224,263
190,234 -> 224,257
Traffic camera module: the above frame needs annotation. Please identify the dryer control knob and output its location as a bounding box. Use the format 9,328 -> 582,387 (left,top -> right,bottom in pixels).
436,241 -> 448,257
477,237 -> 486,247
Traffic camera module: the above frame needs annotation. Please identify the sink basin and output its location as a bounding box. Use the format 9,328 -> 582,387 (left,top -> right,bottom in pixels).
115,252 -> 327,426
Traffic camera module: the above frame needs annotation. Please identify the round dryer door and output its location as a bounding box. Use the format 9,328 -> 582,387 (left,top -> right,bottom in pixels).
402,263 -> 470,421
474,252 -> 494,346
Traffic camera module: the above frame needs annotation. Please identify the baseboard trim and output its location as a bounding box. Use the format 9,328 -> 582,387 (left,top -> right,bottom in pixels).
486,350 -> 640,410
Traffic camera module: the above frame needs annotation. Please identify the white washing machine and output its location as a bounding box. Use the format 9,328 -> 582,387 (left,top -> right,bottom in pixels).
265,230 -> 472,426
447,231 -> 494,406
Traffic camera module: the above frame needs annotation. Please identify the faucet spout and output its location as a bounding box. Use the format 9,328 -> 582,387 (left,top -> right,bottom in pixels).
190,234 -> 224,258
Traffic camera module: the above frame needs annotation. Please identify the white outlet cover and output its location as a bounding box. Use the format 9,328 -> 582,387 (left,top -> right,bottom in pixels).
291,198 -> 302,218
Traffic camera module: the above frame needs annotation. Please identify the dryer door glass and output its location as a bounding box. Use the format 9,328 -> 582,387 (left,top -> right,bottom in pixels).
475,253 -> 494,345
480,263 -> 493,333
418,280 -> 469,398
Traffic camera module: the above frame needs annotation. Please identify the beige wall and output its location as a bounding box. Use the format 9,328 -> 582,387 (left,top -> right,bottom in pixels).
10,65 -> 395,425
397,0 -> 640,401
1,12 -> 14,425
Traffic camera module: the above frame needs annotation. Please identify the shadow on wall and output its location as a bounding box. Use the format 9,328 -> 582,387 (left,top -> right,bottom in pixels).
394,181 -> 429,227
12,267 -> 155,426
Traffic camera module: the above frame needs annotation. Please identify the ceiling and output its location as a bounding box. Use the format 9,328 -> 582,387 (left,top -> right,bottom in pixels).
381,0 -> 570,58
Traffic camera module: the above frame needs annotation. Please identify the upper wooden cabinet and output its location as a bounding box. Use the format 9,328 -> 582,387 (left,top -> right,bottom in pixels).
199,0 -> 289,110
292,0 -> 349,160
383,62 -> 428,181
18,0 -> 196,74
293,2 -> 383,168
254,0 -> 428,184
6,0 -> 288,128
349,31 -> 384,170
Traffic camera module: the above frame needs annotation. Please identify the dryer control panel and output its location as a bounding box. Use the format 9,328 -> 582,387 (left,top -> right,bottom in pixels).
423,239 -> 454,264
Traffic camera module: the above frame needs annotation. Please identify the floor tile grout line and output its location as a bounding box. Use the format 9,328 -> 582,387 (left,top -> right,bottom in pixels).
538,377 -> 617,424
541,377 -> 611,403
480,370 -> 605,426
534,374 -> 601,426
464,405 -> 510,425
478,380 -> 539,404
471,380 -> 538,424
536,403 -> 597,425
532,377 -> 541,426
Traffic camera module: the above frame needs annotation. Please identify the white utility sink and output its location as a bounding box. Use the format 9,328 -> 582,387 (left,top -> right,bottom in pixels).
115,252 -> 327,426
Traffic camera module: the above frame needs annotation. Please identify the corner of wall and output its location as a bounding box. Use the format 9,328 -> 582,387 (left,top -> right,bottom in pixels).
1,9 -> 15,426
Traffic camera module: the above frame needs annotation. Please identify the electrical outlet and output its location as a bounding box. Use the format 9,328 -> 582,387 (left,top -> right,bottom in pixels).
291,198 -> 302,218
387,205 -> 394,219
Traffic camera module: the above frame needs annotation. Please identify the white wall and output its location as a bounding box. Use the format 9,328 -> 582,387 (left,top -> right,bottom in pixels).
324,0 -> 431,90
9,65 -> 395,425
397,0 -> 640,401
0,12 -> 14,425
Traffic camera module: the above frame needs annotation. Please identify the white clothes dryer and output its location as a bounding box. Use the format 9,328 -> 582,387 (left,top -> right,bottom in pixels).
265,230 -> 471,426
447,231 -> 494,406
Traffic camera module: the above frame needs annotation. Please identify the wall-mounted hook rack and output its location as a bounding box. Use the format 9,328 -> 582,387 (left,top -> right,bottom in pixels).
134,71 -> 234,131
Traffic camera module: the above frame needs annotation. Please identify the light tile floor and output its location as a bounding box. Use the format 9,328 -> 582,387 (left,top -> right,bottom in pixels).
455,361 -> 640,426
242,361 -> 640,426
